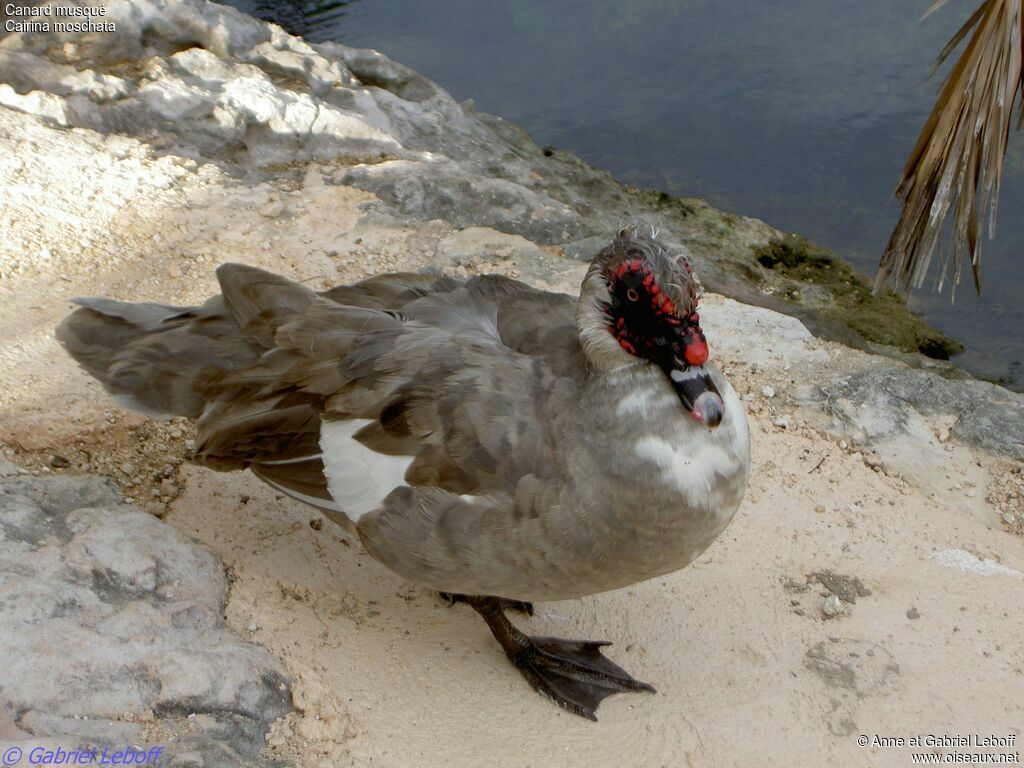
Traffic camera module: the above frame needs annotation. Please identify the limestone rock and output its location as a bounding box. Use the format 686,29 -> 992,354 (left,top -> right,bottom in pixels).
0,475 -> 292,766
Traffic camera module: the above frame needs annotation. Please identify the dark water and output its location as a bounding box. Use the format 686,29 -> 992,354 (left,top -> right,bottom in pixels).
228,0 -> 1024,390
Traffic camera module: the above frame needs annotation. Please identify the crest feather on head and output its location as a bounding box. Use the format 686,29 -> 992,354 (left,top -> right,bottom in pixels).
598,223 -> 702,317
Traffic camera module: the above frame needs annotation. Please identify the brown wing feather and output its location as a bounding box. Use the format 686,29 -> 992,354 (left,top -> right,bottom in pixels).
192,268 -> 583,506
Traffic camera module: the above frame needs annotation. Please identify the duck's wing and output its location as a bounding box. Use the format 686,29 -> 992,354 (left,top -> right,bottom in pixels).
322,270 -> 587,379
193,265 -> 585,531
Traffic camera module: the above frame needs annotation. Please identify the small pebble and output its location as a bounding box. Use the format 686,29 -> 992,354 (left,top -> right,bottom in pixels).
761,385 -> 776,398
144,502 -> 167,518
259,201 -> 284,218
822,594 -> 845,619
906,607 -> 921,620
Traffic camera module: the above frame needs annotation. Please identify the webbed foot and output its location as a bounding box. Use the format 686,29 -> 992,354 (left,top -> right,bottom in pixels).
461,595 -> 655,720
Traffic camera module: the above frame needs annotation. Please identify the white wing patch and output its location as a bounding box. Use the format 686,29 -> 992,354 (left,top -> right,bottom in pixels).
320,419 -> 414,523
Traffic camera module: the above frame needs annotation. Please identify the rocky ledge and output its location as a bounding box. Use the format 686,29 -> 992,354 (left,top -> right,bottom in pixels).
0,0 -> 960,361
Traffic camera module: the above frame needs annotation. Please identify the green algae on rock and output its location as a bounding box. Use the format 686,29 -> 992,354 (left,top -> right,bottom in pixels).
752,235 -> 963,360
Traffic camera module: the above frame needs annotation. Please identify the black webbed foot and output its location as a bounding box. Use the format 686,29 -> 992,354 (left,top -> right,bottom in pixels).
458,595 -> 655,720
508,634 -> 656,720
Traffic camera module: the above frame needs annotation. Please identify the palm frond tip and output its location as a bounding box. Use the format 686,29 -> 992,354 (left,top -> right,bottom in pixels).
876,0 -> 1023,298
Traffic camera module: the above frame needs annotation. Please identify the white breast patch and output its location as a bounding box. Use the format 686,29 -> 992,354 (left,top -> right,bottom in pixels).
632,382 -> 749,512
615,388 -> 678,418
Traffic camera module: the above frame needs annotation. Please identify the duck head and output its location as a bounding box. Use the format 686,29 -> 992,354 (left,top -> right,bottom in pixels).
577,224 -> 724,428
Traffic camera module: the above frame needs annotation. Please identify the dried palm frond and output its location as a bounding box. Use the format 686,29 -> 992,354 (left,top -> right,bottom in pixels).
875,0 -> 1023,298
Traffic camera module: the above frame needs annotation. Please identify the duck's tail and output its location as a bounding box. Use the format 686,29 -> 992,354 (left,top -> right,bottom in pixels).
56,293 -> 258,419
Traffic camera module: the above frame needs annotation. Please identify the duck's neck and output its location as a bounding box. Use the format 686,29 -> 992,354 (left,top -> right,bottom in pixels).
575,265 -> 641,373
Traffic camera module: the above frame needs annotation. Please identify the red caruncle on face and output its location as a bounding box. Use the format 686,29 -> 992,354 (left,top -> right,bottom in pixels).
605,259 -> 709,368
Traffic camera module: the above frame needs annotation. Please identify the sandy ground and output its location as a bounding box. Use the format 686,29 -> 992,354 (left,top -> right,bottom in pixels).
1,108 -> 1023,767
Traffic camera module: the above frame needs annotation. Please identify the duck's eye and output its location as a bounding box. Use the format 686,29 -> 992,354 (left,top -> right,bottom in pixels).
626,288 -> 639,302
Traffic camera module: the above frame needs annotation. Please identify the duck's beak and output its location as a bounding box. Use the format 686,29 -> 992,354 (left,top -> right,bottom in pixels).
669,366 -> 724,429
